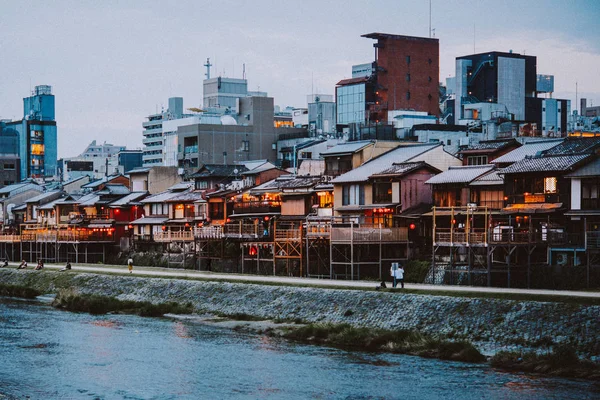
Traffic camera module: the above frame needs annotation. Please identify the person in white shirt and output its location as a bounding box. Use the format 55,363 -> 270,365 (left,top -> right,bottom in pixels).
127,258 -> 134,273
394,265 -> 405,289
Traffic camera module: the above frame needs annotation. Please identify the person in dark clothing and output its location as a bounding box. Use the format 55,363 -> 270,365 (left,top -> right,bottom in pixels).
60,261 -> 72,272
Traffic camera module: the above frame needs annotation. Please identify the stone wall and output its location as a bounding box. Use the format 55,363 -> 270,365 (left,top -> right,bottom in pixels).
2,269 -> 598,358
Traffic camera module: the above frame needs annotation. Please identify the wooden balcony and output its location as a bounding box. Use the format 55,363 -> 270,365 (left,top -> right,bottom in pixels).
153,231 -> 194,242
434,229 -> 487,246
0,234 -> 20,243
194,226 -> 224,239
305,222 -> 331,238
275,228 -> 302,241
330,225 -> 408,243
20,230 -> 115,243
233,201 -> 281,215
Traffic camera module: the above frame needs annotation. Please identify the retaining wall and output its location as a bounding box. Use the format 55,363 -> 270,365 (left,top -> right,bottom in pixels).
1,269 -> 598,358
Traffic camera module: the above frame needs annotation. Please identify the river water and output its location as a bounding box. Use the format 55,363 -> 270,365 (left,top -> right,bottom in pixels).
0,298 -> 597,399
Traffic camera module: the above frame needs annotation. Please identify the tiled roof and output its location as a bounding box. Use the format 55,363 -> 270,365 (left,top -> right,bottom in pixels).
320,141 -> 373,156
141,190 -> 186,203
459,140 -> 516,153
425,165 -> 494,185
131,216 -> 168,225
38,198 -> 64,210
500,154 -> 592,174
190,164 -> 248,178
250,176 -> 321,193
332,143 -> 440,184
166,191 -> 205,202
108,191 -> 148,207
492,139 -> 564,164
542,137 -> 600,156
126,167 -> 151,174
370,162 -> 435,178
564,157 -> 600,178
470,170 -> 504,186
25,190 -> 63,204
97,184 -> 130,195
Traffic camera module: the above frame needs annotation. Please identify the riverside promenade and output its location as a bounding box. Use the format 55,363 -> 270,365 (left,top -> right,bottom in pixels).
5,261 -> 599,300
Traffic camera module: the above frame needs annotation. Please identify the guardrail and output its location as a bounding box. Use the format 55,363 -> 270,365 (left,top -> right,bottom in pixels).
153,231 -> 194,242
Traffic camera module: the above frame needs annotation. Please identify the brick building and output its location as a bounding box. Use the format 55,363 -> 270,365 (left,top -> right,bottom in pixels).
362,33 -> 439,120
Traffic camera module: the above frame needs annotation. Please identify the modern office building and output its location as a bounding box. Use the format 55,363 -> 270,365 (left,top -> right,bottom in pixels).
142,97 -> 185,166
308,94 -> 336,136
454,51 -> 570,136
2,85 -> 58,179
177,96 -> 307,174
336,33 -> 440,129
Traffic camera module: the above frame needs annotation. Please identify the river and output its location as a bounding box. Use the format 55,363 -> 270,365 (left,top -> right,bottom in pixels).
0,297 -> 597,399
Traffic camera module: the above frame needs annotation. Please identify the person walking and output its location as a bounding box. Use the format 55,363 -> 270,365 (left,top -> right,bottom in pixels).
127,257 -> 134,273
395,264 -> 405,289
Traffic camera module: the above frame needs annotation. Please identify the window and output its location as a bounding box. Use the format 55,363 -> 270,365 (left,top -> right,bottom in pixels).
467,155 -> 488,165
406,73 -> 411,82
428,58 -> 432,65
406,56 -> 411,64
342,184 -> 364,205
447,139 -> 451,146
3,163 -> 15,170
196,181 -> 208,190
428,76 -> 432,82
406,91 -> 411,101
373,182 -> 393,204
544,177 -> 557,194
300,152 -> 312,159
242,140 -> 249,152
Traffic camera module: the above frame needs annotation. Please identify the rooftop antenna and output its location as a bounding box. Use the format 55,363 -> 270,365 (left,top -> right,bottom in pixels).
432,28 -> 436,38
429,0 -> 432,38
576,81 -> 578,114
243,63 -> 246,80
204,58 -> 213,79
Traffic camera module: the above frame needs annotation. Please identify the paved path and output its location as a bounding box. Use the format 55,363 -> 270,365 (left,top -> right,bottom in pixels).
4,262 -> 599,299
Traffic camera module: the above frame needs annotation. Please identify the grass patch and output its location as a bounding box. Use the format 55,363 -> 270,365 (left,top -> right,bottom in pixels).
0,283 -> 42,299
491,345 -> 600,380
213,311 -> 267,321
279,323 -> 486,363
52,290 -> 193,317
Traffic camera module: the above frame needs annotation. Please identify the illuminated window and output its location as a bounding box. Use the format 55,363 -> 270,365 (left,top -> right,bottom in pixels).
544,177 -> 557,193
31,144 -> 45,155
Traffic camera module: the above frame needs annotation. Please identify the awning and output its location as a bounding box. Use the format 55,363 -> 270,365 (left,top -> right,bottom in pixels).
502,203 -> 562,214
88,223 -> 113,229
564,210 -> 600,216
335,204 -> 396,212
422,210 -> 502,216
130,217 -> 168,225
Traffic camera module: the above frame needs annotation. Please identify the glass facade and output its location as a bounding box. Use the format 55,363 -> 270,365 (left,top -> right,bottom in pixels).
336,84 -> 366,125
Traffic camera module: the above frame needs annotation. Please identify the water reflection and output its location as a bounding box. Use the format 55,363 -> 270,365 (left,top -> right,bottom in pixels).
0,298 -> 597,400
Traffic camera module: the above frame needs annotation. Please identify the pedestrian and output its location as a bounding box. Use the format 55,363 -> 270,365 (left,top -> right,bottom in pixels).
390,262 -> 399,288
1,259 -> 8,268
17,260 -> 27,269
395,263 -> 405,289
60,261 -> 72,272
127,257 -> 134,273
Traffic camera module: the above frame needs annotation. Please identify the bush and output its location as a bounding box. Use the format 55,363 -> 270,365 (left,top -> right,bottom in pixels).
404,260 -> 431,283
0,284 -> 41,299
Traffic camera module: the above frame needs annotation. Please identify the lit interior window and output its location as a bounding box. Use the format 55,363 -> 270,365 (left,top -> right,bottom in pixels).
544,177 -> 557,193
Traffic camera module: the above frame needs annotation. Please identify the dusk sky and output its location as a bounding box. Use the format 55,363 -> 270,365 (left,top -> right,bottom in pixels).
1,0 -> 599,158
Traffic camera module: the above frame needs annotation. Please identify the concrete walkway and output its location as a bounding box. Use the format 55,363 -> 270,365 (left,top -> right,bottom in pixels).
4,261 -> 599,299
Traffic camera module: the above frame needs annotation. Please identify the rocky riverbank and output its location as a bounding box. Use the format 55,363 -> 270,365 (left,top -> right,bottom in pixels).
1,269 -> 599,360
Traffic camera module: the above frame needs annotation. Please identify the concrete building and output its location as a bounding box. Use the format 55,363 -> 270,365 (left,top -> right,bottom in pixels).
2,85 -> 58,179
142,97 -> 186,166
581,98 -> 600,118
308,94 -> 336,136
177,97 -> 307,174
0,155 -> 20,188
203,77 -> 248,110
128,166 -> 180,194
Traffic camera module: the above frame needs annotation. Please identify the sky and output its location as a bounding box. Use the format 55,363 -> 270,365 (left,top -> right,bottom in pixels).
1,0 -> 599,158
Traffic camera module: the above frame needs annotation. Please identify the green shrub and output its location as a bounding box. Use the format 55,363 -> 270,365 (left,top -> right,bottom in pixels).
0,284 -> 42,299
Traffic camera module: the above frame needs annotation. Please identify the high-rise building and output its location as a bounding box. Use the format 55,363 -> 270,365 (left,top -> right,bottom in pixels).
2,85 -> 57,179
336,33 -> 440,130
454,51 -> 570,136
142,97 -> 186,166
307,94 -> 336,135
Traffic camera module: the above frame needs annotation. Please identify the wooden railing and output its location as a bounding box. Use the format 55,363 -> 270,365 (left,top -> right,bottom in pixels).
434,229 -> 487,245
0,234 -> 20,242
153,231 -> 194,242
275,228 -> 302,241
194,226 -> 223,239
330,226 -> 408,243
305,222 -> 331,238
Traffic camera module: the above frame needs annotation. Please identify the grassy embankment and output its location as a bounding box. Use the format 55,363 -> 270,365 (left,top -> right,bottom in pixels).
0,283 -> 42,299
51,289 -> 194,317
491,346 -> 600,380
